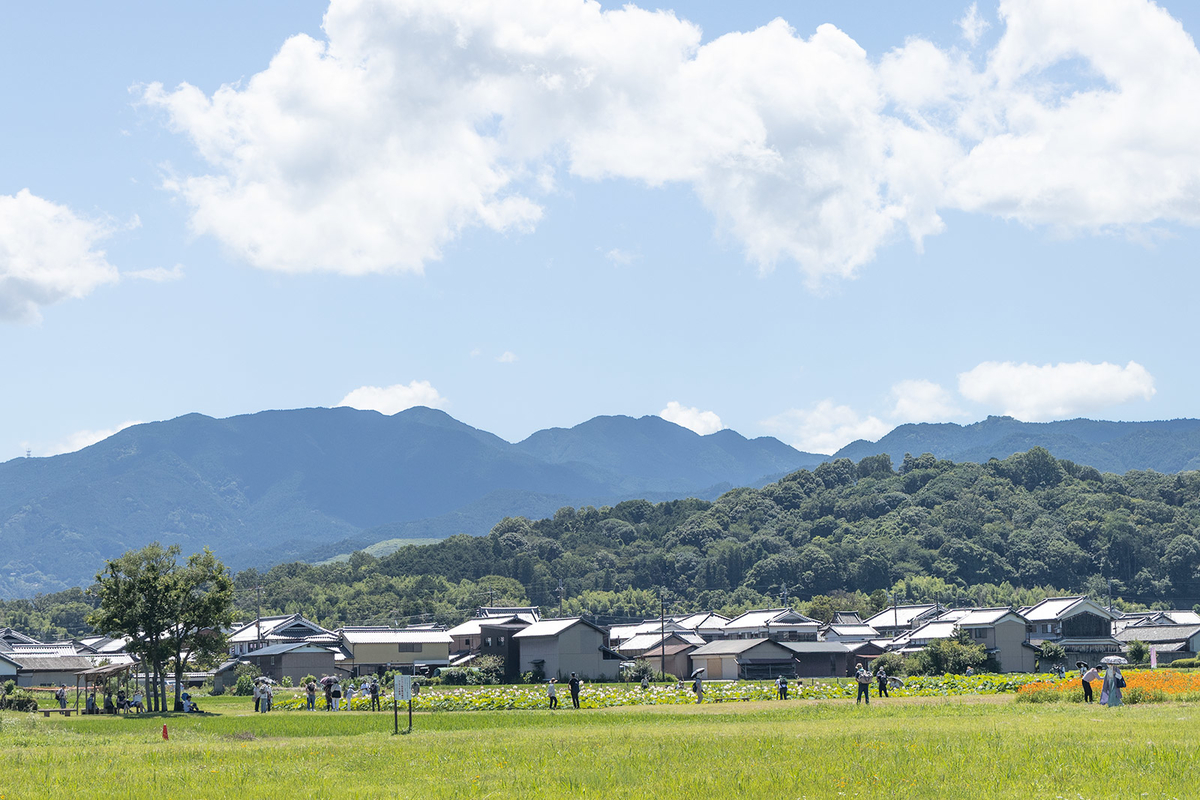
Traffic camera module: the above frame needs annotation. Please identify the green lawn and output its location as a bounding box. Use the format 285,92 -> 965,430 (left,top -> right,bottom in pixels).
3,694 -> 1198,799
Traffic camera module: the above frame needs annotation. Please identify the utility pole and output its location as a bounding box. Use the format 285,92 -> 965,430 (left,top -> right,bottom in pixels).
255,585 -> 263,649
558,579 -> 565,618
780,585 -> 789,608
660,589 -> 667,682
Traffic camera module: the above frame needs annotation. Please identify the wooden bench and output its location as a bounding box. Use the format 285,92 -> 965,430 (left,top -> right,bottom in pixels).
41,709 -> 73,717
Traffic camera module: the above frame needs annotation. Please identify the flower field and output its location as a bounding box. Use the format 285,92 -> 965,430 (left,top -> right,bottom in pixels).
274,673 -> 1050,713
1017,669 -> 1200,703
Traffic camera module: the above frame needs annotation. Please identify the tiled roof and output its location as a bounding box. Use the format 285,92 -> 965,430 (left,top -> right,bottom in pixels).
723,609 -> 819,630
513,618 -> 603,639
1114,624 -> 1200,644
863,605 -> 939,628
341,628 -> 452,644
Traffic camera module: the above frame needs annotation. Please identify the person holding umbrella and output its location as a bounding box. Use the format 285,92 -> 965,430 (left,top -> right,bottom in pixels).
1099,656 -> 1127,707
1078,661 -> 1099,703
691,667 -> 705,704
322,676 -> 334,710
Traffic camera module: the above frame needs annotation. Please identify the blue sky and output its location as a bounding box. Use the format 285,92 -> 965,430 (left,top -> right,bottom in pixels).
3,0 -> 1199,458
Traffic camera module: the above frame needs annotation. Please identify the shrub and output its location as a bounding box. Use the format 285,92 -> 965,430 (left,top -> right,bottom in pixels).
872,652 -> 907,677
1168,658 -> 1198,669
0,687 -> 39,712
301,674 -> 317,687
624,660 -> 656,683
280,676 -> 293,688
1127,640 -> 1149,664
475,655 -> 506,685
232,663 -> 262,697
197,679 -> 216,697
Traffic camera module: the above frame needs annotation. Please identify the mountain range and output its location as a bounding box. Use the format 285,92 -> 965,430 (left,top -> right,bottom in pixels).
3,407 -> 1199,599
0,407 -> 821,598
833,416 -> 1200,473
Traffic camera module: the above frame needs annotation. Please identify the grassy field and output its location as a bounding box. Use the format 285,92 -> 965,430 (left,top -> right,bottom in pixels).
4,693 -> 1199,799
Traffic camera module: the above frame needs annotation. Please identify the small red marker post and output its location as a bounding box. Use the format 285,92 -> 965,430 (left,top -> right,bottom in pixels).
162,724 -> 169,740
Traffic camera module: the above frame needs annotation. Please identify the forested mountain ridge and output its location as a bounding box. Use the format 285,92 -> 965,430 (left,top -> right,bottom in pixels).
6,447 -> 1200,640
834,416 -> 1200,474
0,406 -> 821,598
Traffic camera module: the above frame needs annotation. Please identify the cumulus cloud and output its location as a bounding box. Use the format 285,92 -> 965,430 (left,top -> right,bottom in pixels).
890,379 -> 965,423
0,189 -> 120,322
337,380 -> 447,414
763,400 -> 890,455
496,351 -> 518,364
958,360 -> 1156,421
660,401 -> 724,435
958,3 -> 990,46
43,420 -> 144,456
142,0 -> 1200,284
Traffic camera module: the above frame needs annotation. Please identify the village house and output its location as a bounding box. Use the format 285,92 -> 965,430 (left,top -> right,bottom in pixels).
445,614 -> 530,679
779,641 -> 859,677
1019,596 -> 1121,664
720,609 -> 820,641
689,638 -> 796,680
512,618 -> 623,680
238,642 -> 339,685
863,604 -> 943,639
338,627 -> 452,677
1115,624 -> 1200,663
226,614 -> 339,656
616,630 -> 705,660
820,622 -> 880,643
889,607 -> 1037,673
639,641 -> 698,680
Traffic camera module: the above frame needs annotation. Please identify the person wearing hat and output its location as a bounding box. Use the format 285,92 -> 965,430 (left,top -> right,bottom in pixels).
546,678 -> 558,709
1079,662 -> 1099,703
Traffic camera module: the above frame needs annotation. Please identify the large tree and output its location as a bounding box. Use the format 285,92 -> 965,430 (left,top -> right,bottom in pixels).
88,543 -> 233,712
164,549 -> 234,711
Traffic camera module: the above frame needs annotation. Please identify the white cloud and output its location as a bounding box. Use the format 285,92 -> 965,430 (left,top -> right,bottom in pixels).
660,401 -> 724,435
44,420 -> 144,456
958,3 -> 990,46
0,189 -> 120,322
889,379 -> 965,423
126,264 -> 185,282
958,360 -> 1156,421
143,0 -> 1200,284
497,351 -> 518,363
605,248 -> 636,266
337,380 -> 447,415
763,400 -> 889,454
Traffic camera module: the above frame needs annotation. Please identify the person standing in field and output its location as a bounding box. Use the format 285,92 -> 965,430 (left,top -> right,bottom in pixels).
547,678 -> 558,709
370,679 -> 380,711
324,678 -> 333,710
1080,664 -> 1099,703
306,679 -> 317,710
331,680 -> 342,711
568,673 -> 581,709
875,665 -> 889,698
55,685 -> 67,709
855,664 -> 871,705
1101,666 -> 1125,707
692,675 -> 704,704
253,681 -> 261,713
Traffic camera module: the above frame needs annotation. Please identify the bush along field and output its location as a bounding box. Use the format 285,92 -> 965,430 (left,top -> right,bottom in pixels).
1017,669 -> 1200,704
273,674 -> 1050,713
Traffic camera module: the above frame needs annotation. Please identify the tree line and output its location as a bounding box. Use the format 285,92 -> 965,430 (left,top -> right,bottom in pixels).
4,448 -> 1199,643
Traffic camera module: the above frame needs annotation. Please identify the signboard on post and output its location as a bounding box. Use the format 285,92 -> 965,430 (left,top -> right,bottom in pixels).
1150,645 -> 1158,669
393,675 -> 414,734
